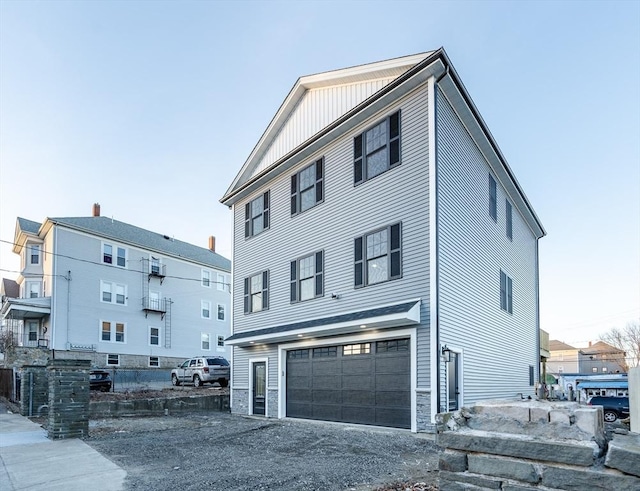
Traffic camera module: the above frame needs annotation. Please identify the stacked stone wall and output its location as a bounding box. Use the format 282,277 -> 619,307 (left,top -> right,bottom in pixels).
19,365 -> 48,417
47,359 -> 91,440
436,399 -> 640,490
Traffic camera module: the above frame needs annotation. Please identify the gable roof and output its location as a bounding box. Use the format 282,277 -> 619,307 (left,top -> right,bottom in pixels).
17,217 -> 41,235
549,340 -> 577,351
1,278 -> 19,298
221,48 -> 545,239
31,216 -> 230,272
580,341 -> 625,355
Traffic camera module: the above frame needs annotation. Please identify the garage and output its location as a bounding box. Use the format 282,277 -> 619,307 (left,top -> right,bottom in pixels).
286,338 -> 411,429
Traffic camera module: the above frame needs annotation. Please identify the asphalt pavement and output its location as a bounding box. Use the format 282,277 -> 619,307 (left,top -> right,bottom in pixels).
0,401 -> 126,491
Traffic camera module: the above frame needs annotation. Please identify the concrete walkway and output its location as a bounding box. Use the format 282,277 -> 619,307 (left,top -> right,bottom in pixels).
0,402 -> 126,490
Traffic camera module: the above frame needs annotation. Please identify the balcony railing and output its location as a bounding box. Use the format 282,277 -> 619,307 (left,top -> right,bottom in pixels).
142,296 -> 167,315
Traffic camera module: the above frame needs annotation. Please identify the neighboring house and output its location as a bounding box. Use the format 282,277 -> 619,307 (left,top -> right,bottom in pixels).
0,204 -> 231,369
547,340 -> 580,375
579,341 -> 627,374
221,49 -> 545,432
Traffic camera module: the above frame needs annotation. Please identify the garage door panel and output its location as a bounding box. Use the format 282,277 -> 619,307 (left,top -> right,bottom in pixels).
313,389 -> 342,404
376,408 -> 411,429
376,390 -> 411,406
342,374 -> 374,390
286,337 -> 410,429
342,390 -> 376,406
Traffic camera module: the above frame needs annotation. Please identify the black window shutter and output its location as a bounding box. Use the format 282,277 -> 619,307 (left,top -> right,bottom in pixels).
390,223 -> 402,278
263,191 -> 270,229
507,276 -> 513,314
316,159 -> 324,203
315,251 -> 323,296
262,270 -> 269,310
291,175 -> 298,215
290,261 -> 297,303
489,175 -> 497,221
354,134 -> 363,184
500,270 -> 506,310
244,203 -> 251,237
354,237 -> 364,287
389,112 -> 400,166
243,277 -> 250,313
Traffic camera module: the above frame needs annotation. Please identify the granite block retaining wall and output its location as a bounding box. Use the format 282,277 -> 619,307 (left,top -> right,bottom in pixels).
436,399 -> 640,490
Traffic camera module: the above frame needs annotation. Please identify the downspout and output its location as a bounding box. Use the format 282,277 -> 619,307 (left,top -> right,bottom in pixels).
433,64 -> 449,419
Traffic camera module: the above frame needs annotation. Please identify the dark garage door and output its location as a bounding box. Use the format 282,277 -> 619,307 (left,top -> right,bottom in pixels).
286,338 -> 410,429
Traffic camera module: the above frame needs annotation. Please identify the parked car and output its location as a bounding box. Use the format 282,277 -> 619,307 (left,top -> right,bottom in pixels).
587,396 -> 630,422
171,356 -> 230,388
90,370 -> 112,392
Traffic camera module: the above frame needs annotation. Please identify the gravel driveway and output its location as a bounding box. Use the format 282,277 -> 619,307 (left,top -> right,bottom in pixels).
86,412 -> 441,490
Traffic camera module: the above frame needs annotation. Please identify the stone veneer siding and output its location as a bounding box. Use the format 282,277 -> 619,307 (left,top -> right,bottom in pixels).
232,388 -> 249,415
19,365 -> 48,417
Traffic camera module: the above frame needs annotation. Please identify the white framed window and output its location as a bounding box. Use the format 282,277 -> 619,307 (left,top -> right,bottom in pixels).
148,291 -> 162,311
217,273 -> 226,291
27,321 -> 38,342
500,270 -> 513,314
602,367 -> 608,372
243,271 -> 269,313
217,304 -> 225,321
149,356 -> 159,367
244,191 -> 270,238
217,335 -> 225,347
149,256 -> 163,276
27,282 -> 40,298
201,333 -> 210,350
29,244 -> 40,265
101,321 -> 125,343
107,354 -> 119,366
103,243 -> 126,267
202,270 -> 211,288
149,327 -> 160,346
291,158 -> 324,215
354,111 -> 400,185
202,301 -> 211,319
101,281 -> 127,305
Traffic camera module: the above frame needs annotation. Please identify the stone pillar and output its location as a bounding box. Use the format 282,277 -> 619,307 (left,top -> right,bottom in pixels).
47,359 -> 91,439
19,365 -> 48,417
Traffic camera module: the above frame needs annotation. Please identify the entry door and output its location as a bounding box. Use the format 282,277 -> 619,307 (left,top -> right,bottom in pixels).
447,352 -> 460,411
252,362 -> 266,415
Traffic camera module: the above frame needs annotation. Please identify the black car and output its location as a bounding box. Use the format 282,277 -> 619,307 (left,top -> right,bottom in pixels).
90,370 -> 112,392
587,396 -> 630,422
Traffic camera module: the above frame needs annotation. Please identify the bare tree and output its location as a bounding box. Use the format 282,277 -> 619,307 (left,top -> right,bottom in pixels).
600,320 -> 640,370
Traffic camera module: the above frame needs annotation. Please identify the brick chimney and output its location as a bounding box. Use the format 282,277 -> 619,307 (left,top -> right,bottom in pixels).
92,203 -> 101,217
208,236 -> 216,252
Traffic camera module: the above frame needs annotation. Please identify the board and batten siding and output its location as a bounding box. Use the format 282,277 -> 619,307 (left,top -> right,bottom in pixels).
232,83 -> 434,389
436,87 -> 539,404
251,77 -> 400,180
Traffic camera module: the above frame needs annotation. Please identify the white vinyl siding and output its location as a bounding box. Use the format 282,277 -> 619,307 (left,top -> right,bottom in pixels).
436,87 -> 538,405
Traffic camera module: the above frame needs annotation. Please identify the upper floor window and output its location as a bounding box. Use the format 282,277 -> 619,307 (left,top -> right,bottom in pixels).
150,256 -> 161,275
149,327 -> 160,346
506,200 -> 513,240
489,175 -> 497,221
217,273 -> 227,291
202,270 -> 211,287
201,333 -> 210,350
500,270 -> 513,314
355,223 -> 402,287
103,243 -> 126,267
243,271 -> 269,313
291,158 -> 324,215
101,281 -> 127,305
29,244 -> 40,264
217,335 -> 225,347
245,191 -> 270,238
202,300 -> 211,319
27,282 -> 40,298
101,321 -> 125,343
290,251 -> 324,302
217,304 -> 226,321
354,111 -> 400,185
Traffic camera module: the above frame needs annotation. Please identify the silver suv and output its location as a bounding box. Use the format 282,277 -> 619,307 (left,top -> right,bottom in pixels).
171,356 -> 230,388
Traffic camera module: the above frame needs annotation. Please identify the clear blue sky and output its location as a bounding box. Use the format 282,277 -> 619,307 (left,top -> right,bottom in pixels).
1,0 -> 638,346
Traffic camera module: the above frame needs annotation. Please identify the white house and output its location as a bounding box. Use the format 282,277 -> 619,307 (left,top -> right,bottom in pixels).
1,204 -> 231,369
221,49 -> 545,431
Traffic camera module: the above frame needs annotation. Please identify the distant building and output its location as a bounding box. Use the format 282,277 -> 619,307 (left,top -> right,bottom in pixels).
547,340 -> 580,375
579,341 -> 627,374
0,204 -> 231,369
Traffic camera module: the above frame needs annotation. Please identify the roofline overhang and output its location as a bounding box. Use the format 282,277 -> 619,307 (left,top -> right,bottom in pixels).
220,48 -> 545,239
1,297 -> 51,319
226,299 -> 421,347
